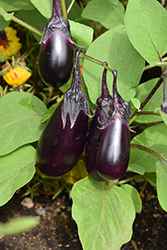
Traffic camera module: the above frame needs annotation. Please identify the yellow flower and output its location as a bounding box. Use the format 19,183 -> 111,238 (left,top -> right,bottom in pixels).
3,67 -> 31,86
0,27 -> 22,61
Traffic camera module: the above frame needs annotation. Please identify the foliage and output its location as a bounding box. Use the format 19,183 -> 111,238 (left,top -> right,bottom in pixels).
0,0 -> 167,249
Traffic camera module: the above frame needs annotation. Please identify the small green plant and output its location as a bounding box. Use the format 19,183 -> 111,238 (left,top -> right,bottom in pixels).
0,0 -> 167,249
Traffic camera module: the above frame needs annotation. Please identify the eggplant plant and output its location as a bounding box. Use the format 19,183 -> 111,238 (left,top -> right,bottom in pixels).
1,0 -> 167,250
85,64 -> 113,181
36,49 -> 89,176
38,0 -> 74,88
96,70 -> 131,180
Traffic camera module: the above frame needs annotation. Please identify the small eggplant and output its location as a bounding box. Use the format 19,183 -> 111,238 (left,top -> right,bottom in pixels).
85,64 -> 113,181
38,0 -> 74,88
96,70 -> 131,180
36,49 -> 89,177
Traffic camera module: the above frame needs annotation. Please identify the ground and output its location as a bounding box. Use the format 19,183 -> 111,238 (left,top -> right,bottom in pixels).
0,182 -> 167,250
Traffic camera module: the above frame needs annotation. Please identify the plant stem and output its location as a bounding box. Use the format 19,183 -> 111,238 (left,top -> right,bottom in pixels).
145,61 -> 167,71
129,76 -> 163,124
11,15 -> 42,36
11,16 -> 42,36
80,53 -> 114,74
60,0 -> 68,19
118,175 -> 142,185
131,143 -> 167,165
67,0 -> 76,14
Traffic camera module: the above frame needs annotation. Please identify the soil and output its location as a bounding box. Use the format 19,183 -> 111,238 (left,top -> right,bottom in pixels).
0,182 -> 167,250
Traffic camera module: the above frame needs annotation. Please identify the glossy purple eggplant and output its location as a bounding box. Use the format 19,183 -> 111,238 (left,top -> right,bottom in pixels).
36,50 -> 89,177
96,70 -> 131,180
85,65 -> 113,181
38,0 -> 74,88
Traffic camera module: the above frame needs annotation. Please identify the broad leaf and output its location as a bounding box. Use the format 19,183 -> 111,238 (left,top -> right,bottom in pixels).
0,216 -> 40,237
121,184 -> 142,213
0,0 -> 34,11
156,161 -> 167,212
82,0 -> 124,29
40,102 -> 60,123
144,172 -> 156,187
125,0 -> 167,65
83,24 -> 145,105
30,0 -> 52,19
69,20 -> 94,49
0,92 -> 46,156
129,123 -> 167,173
72,176 -> 135,250
0,145 -> 36,206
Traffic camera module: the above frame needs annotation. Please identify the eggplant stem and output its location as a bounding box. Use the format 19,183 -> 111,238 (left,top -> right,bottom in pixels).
101,62 -> 110,98
79,53 -> 114,74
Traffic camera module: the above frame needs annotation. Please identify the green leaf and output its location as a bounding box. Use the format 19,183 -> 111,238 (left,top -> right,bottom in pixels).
131,98 -> 140,110
121,184 -> 142,213
69,20 -> 94,49
72,176 -> 135,250
124,0 -> 167,65
133,78 -> 163,123
130,123 -> 167,172
0,16 -> 10,30
156,161 -> 167,211
0,7 -> 14,21
0,216 -> 40,237
82,0 -> 124,29
0,92 -> 47,156
0,0 -> 34,11
128,164 -> 145,175
83,24 -> 145,105
30,0 -> 52,19
16,8 -> 46,41
40,102 -> 60,123
0,145 -> 36,206
144,172 -> 156,187
159,109 -> 167,125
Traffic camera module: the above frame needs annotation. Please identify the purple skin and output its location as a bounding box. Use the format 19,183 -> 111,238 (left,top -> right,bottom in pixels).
38,0 -> 74,88
96,70 -> 131,180
85,65 -> 113,181
36,49 -> 89,177
39,29 -> 73,88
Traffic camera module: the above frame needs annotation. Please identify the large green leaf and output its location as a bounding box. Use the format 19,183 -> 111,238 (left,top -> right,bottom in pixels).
72,176 -> 135,250
0,92 -> 46,156
30,0 -> 52,19
0,0 -> 34,11
0,145 -> 36,206
121,184 -> 142,213
129,123 -> 167,173
0,216 -> 40,237
156,161 -> 167,212
82,0 -> 124,29
69,20 -> 93,49
132,78 -> 163,123
83,24 -> 145,105
124,0 -> 167,65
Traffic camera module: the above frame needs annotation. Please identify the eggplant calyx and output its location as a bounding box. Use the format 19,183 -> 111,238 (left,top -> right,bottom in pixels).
61,49 -> 89,128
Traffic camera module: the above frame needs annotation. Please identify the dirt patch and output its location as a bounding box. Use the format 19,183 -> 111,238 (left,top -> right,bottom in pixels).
0,183 -> 167,250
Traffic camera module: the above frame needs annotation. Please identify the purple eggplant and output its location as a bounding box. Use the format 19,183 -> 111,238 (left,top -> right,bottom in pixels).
36,49 -> 89,177
85,65 -> 113,181
38,0 -> 74,88
96,70 -> 131,180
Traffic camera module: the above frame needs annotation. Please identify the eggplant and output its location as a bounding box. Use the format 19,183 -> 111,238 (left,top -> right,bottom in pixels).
36,49 -> 89,177
38,0 -> 74,88
85,65 -> 113,181
96,70 -> 131,180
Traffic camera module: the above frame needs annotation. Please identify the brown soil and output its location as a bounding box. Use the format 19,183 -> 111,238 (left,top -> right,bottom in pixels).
0,182 -> 167,250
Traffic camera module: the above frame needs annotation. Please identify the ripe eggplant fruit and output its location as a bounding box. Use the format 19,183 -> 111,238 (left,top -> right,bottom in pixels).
36,49 -> 89,177
96,70 -> 131,180
85,65 -> 113,181
38,0 -> 74,88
